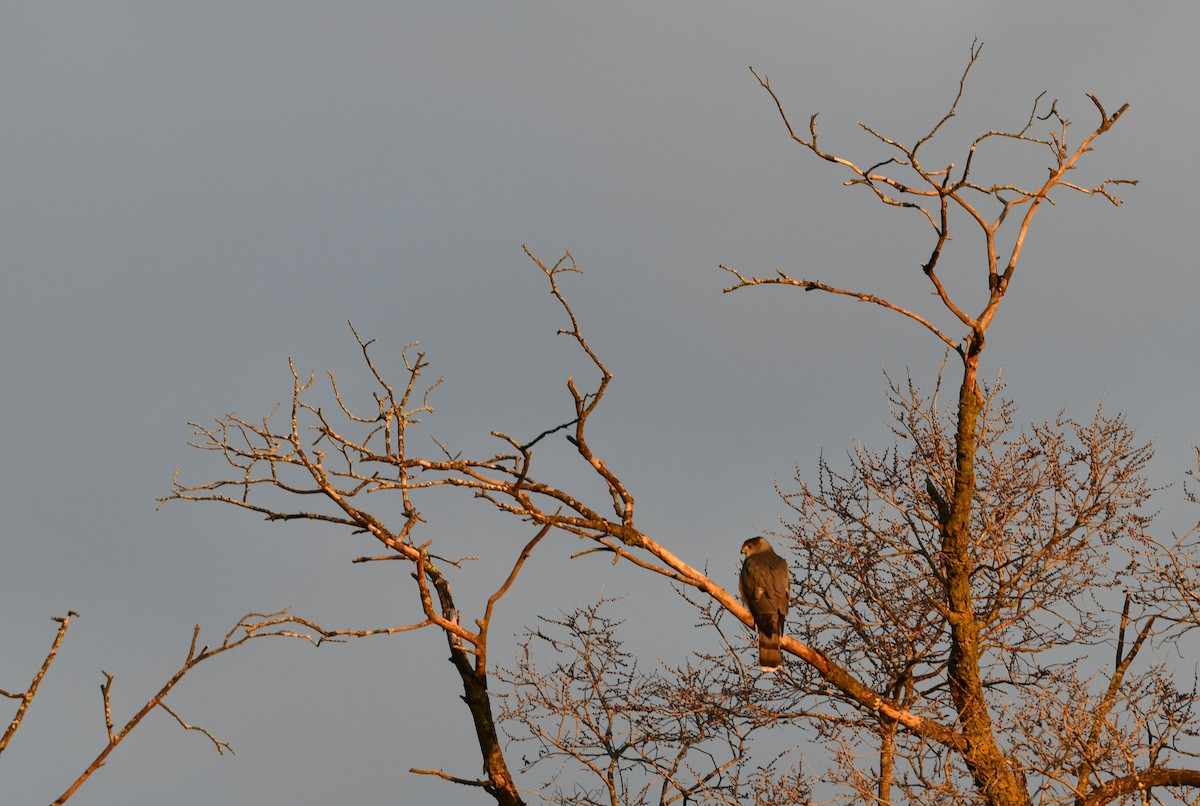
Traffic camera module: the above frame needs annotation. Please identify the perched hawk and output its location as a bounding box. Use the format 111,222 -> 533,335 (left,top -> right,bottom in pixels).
739,536 -> 790,671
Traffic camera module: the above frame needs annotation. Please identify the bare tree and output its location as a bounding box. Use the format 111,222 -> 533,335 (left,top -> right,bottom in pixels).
160,43 -> 1200,805
497,596 -> 809,805
766,372 -> 1196,804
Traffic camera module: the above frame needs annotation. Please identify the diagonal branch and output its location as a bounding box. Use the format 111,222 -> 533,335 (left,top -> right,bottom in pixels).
51,611 -> 332,805
0,611 -> 77,758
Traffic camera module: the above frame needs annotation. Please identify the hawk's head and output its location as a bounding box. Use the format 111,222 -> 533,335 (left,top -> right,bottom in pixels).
741,536 -> 773,556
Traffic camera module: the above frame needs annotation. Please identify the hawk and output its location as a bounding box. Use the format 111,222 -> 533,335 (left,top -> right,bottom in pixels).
739,536 -> 790,671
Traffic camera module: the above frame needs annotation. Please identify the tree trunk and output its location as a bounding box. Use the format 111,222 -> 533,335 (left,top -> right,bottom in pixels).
943,352 -> 1029,806
432,570 -> 526,806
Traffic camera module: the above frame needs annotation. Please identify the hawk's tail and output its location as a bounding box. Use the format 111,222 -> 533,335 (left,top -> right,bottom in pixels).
758,618 -> 783,672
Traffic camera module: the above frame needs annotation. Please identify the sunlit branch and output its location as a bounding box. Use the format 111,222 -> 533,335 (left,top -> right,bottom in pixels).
0,611 -> 76,758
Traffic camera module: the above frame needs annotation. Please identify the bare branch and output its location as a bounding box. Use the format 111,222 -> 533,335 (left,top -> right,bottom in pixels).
51,611 -> 331,805
158,702 -> 234,756
410,767 -> 492,788
721,265 -> 963,355
0,611 -> 77,758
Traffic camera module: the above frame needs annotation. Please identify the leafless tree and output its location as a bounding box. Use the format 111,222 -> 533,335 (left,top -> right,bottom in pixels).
160,42 -> 1200,805
764,372 -> 1197,804
497,596 -> 809,805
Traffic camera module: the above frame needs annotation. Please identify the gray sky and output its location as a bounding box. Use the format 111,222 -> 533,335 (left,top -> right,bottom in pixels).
2,4 -> 1197,803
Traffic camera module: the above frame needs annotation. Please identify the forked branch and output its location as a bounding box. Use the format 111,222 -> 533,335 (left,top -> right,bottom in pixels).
737,42 -> 1133,371
51,611 -> 333,805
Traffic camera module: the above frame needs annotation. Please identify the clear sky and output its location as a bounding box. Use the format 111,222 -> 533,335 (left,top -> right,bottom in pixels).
2,4 -> 1197,804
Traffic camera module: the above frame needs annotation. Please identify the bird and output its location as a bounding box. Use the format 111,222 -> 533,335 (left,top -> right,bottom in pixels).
739,536 -> 790,671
